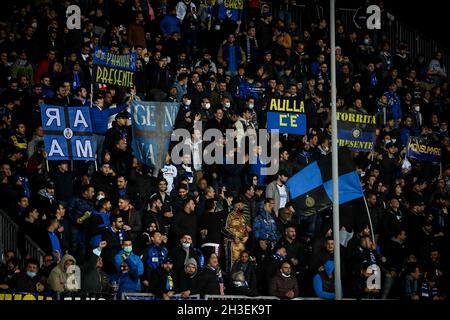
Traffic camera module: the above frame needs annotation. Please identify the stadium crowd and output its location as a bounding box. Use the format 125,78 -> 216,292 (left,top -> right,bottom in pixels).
0,0 -> 448,300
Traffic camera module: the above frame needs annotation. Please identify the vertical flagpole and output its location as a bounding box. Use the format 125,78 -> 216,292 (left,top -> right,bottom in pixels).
363,196 -> 376,246
330,0 -> 342,300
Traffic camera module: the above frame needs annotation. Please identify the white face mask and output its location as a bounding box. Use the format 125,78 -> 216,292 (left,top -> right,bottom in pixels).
204,103 -> 211,109
182,242 -> 191,249
248,103 -> 254,109
144,57 -> 150,63
185,99 -> 192,106
414,105 -> 420,112
224,102 -> 230,108
31,22 -> 37,29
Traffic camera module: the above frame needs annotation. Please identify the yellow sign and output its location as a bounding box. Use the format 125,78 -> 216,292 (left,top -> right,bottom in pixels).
0,293 -> 53,300
269,98 -> 305,113
408,142 -> 441,156
224,0 -> 244,10
336,112 -> 376,124
94,65 -> 134,88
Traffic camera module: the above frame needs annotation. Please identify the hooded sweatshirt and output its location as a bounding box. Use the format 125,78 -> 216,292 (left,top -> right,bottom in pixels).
313,260 -> 336,299
47,254 -> 77,293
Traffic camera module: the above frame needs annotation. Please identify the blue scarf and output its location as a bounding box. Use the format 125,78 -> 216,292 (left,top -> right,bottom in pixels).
48,231 -> 61,259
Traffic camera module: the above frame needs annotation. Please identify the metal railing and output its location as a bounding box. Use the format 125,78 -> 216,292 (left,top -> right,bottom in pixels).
0,209 -> 45,265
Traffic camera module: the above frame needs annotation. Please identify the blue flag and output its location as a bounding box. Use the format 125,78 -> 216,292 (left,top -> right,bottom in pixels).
131,100 -> 179,173
40,104 -> 96,160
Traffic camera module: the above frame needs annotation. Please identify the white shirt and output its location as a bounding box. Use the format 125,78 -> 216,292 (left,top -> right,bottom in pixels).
161,163 -> 178,193
277,184 -> 288,209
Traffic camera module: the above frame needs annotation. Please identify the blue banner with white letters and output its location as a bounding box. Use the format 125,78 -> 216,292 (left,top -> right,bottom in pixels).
40,104 -> 96,160
131,100 -> 179,172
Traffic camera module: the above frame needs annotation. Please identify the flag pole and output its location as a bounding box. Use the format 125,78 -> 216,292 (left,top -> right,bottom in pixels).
363,196 -> 376,247
330,0 -> 342,300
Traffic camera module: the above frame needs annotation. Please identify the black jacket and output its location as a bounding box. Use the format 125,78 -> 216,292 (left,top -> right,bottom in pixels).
101,228 -> 126,275
198,210 -> 225,245
11,272 -> 46,293
170,245 -> 200,280
149,267 -> 178,298
81,252 -> 107,294
52,170 -> 74,204
198,266 -> 221,296
171,210 -> 198,246
178,272 -> 200,295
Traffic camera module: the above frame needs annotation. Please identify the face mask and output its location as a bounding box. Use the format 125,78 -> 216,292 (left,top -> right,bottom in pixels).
414,105 -> 420,112
123,246 -> 132,254
185,99 -> 192,106
281,272 -> 291,278
96,194 -> 105,201
26,271 -> 37,278
182,242 -> 191,249
248,103 -> 254,109
144,57 -> 150,63
31,22 -> 37,29
364,39 -> 370,45
204,103 -> 211,109
224,102 -> 230,108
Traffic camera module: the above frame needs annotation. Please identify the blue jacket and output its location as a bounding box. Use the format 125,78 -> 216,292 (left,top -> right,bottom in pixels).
114,250 -> 144,294
400,126 -> 416,147
67,195 -> 94,224
89,210 -> 111,248
253,209 -> 280,242
145,245 -> 169,271
160,14 -> 181,36
221,43 -> 243,73
313,260 -> 337,299
384,91 -> 402,121
90,103 -> 127,135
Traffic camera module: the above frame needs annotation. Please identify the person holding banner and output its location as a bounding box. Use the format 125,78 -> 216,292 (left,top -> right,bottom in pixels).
90,94 -> 129,161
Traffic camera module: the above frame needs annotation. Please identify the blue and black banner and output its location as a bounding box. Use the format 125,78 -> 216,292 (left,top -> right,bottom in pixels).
287,148 -> 364,215
406,136 -> 441,163
337,112 -> 376,152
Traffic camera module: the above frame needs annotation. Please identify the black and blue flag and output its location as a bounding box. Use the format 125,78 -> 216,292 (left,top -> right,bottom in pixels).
287,149 -> 365,226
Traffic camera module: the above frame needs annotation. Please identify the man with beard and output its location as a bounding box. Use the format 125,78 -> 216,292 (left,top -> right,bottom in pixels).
178,258 -> 200,298
117,195 -> 142,242
170,233 -> 200,281
143,197 -> 164,235
150,257 -> 178,300
143,231 -> 169,288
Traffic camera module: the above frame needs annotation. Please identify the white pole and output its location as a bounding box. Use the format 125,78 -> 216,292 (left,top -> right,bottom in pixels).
330,0 -> 342,300
363,196 -> 376,247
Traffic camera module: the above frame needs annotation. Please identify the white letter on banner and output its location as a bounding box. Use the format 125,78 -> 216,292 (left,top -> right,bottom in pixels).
164,104 -> 178,128
73,109 -> 88,128
46,108 -> 61,127
76,140 -> 93,158
49,140 -> 64,157
133,104 -> 146,126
